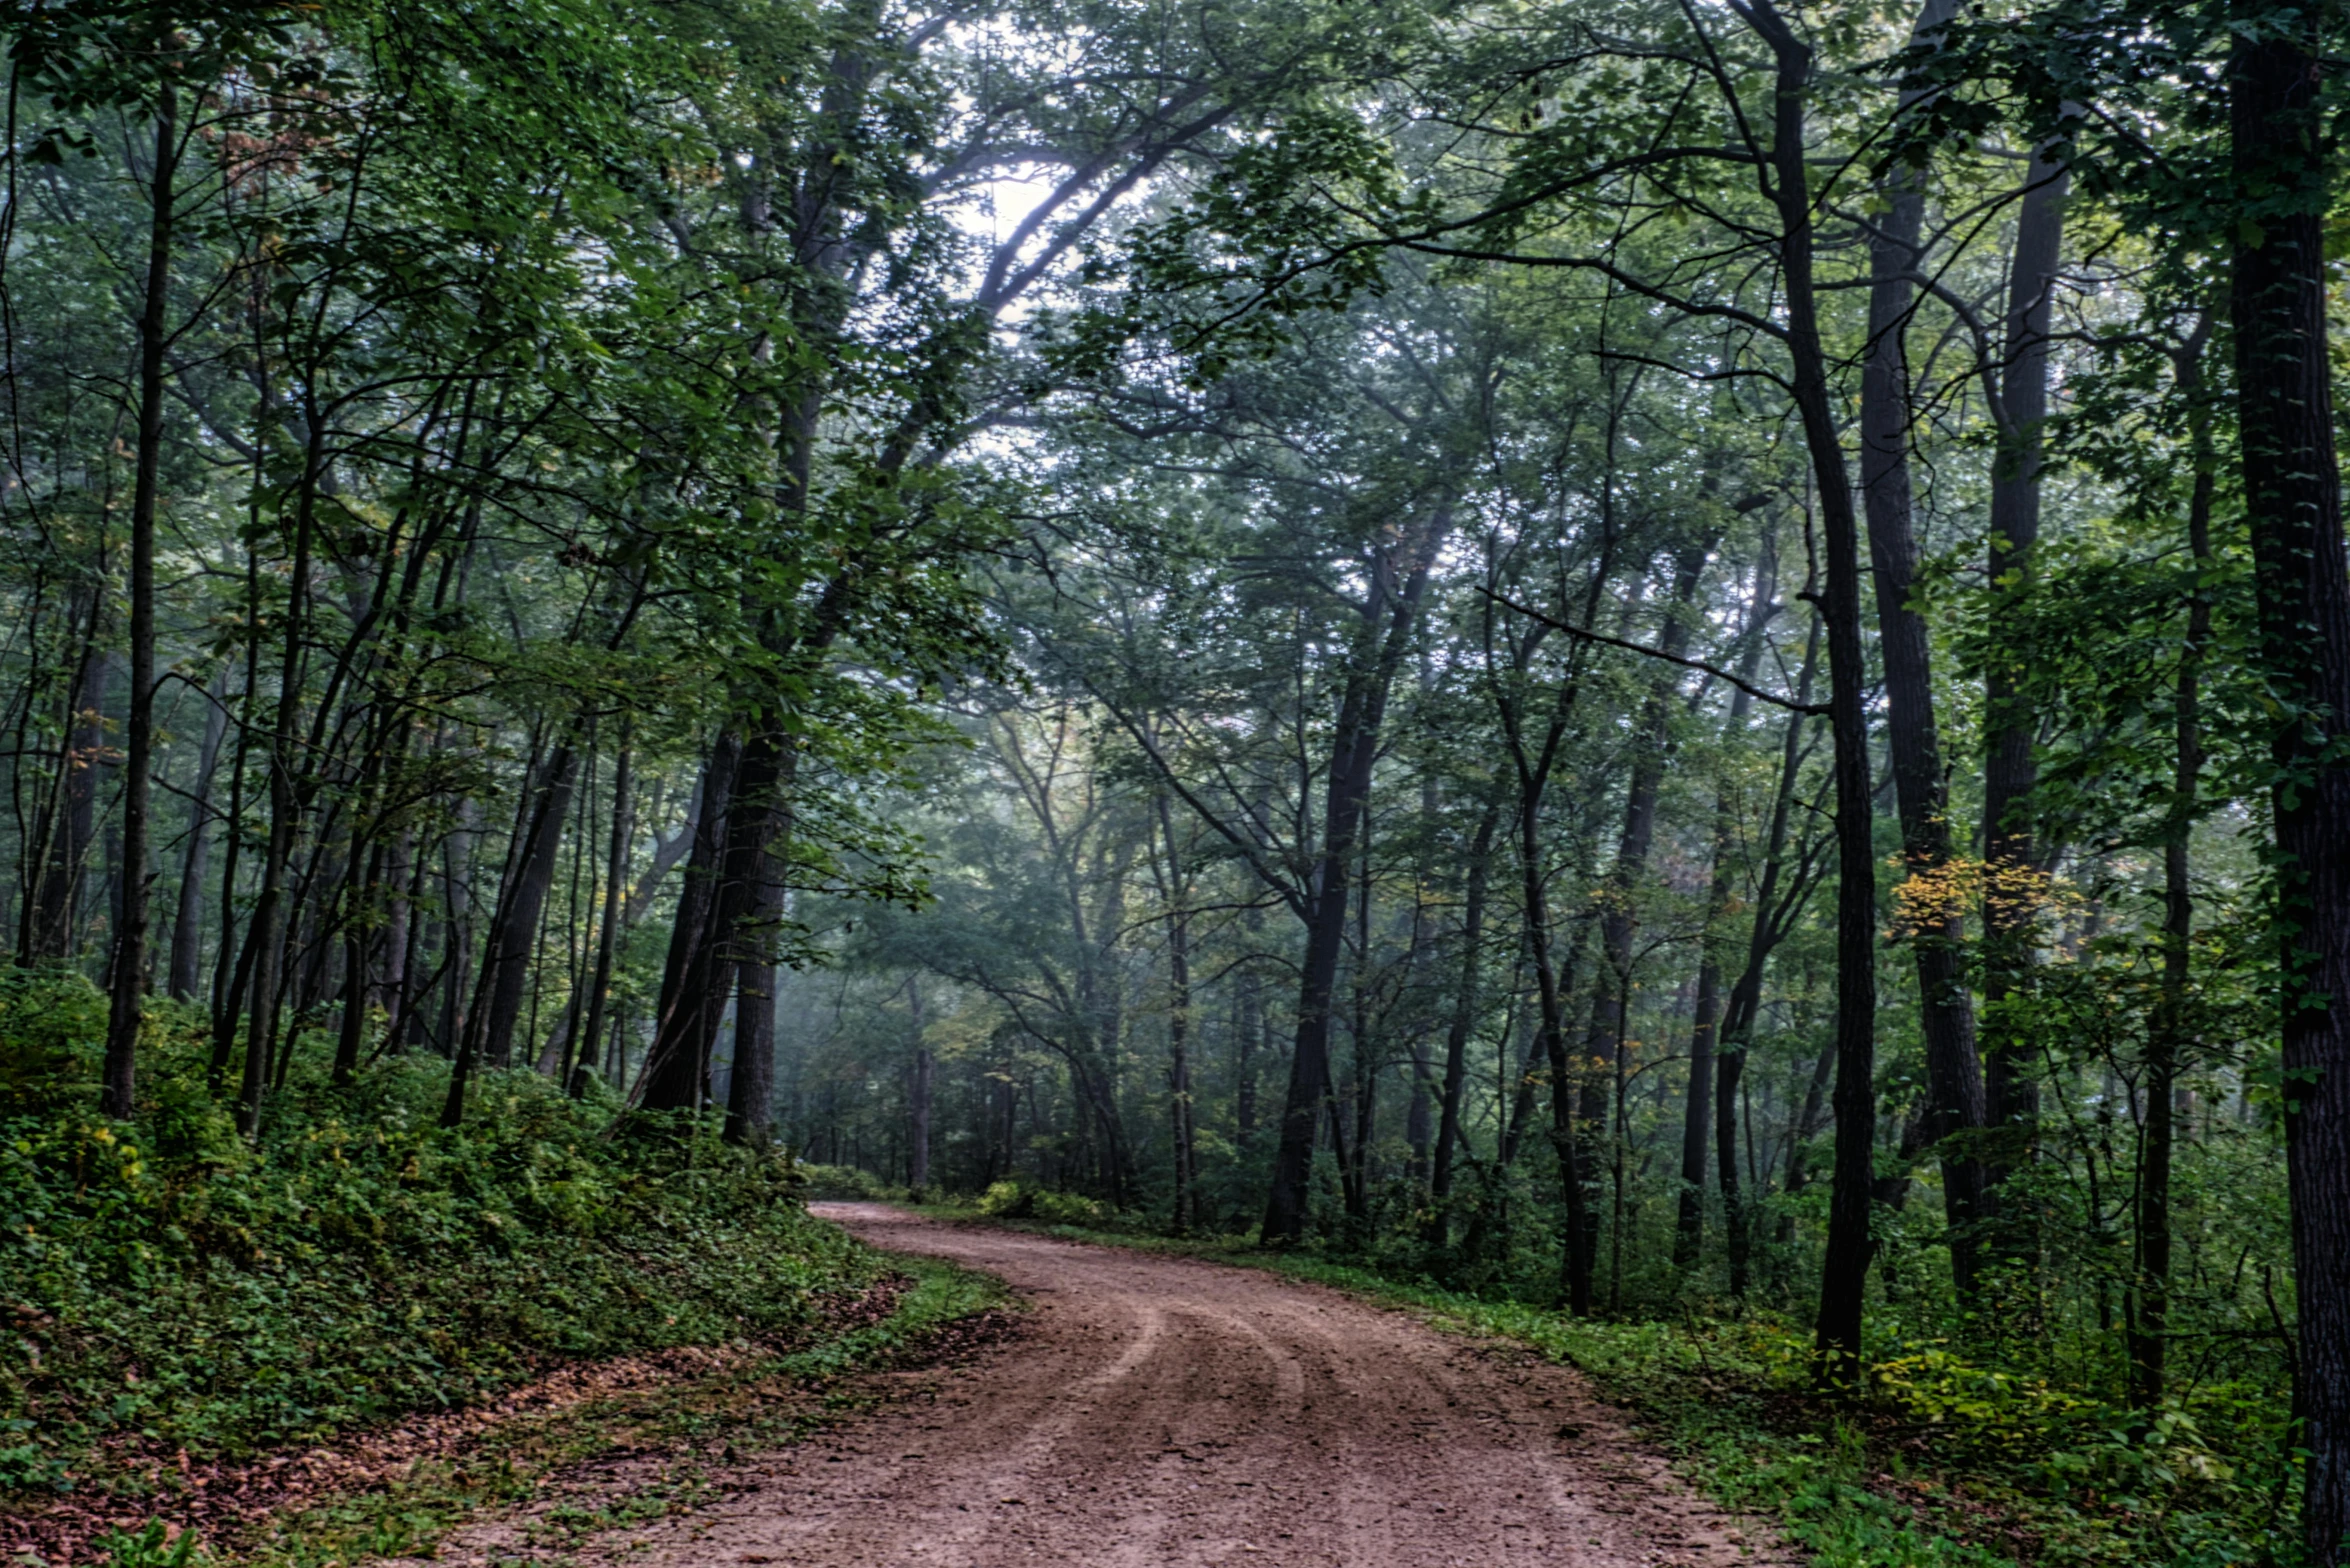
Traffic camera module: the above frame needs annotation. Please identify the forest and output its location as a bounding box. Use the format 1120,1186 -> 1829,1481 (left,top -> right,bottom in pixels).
1,0 -> 2346,1561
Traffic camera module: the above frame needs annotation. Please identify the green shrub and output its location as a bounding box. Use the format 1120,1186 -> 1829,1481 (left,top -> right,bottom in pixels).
0,1004 -> 881,1502
974,1180 -> 1105,1227
795,1163 -> 903,1201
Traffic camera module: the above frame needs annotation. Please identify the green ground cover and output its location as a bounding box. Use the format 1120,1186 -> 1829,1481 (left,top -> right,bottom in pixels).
0,971 -> 1002,1565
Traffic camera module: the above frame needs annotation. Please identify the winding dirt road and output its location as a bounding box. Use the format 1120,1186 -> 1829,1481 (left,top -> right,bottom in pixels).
548,1204 -> 1790,1568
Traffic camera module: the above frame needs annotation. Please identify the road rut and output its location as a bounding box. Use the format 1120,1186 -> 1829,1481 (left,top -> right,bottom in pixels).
549,1204 -> 1790,1567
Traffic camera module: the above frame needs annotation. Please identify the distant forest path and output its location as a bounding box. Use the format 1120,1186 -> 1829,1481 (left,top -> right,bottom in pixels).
570,1204 -> 1791,1567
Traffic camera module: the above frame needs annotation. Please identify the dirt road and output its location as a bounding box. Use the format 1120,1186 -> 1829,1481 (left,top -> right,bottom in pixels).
535,1204 -> 1788,1568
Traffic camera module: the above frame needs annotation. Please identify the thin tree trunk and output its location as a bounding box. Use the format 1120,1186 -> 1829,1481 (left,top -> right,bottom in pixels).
168,671 -> 231,1002
575,724 -> 632,1094
908,980 -> 932,1191
1578,541 -> 1709,1295
238,401 -> 328,1139
33,627 -> 105,962
1679,528 -> 1781,1267
1430,795 -> 1501,1230
2131,339 -> 2212,1412
103,85 -> 179,1117
1717,611 -> 1822,1296
1156,793 -> 1197,1234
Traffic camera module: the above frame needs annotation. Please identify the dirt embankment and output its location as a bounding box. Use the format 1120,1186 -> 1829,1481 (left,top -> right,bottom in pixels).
470,1204 -> 1792,1568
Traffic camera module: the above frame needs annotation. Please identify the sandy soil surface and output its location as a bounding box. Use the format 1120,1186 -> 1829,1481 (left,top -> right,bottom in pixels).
527,1203 -> 1791,1568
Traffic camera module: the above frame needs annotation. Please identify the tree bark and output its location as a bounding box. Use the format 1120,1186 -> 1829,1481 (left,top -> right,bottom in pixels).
1156,793 -> 1198,1234
1261,513 -> 1448,1244
103,85 -> 179,1116
477,744 -> 580,1070
1576,541 -> 1709,1293
574,726 -> 633,1094
2131,337 -> 2213,1412
1429,795 -> 1501,1230
1979,149 -> 2072,1233
1737,0 -> 1879,1384
639,733 -> 742,1112
1858,0 -> 1993,1299
1679,528 -> 1781,1267
2230,19 -> 2350,1558
907,979 -> 932,1191
31,626 -> 106,963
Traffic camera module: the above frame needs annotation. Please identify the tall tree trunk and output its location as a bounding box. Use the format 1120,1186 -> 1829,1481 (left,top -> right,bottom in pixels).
32,629 -> 106,963
380,828 -> 415,1049
479,745 -> 580,1069
331,840 -> 383,1086
238,406 -> 327,1139
907,979 -> 932,1191
1236,901 -> 1265,1140
1858,0 -> 1992,1299
2131,338 -> 2213,1412
103,85 -> 179,1118
1576,541 -> 1709,1295
1679,527 -> 1781,1267
1717,610 -> 1822,1297
1979,151 -> 2072,1240
1157,794 -> 1197,1234
575,725 -> 633,1094
207,550 -> 266,1084
1262,513 -> 1447,1244
1429,795 -> 1501,1231
639,733 -> 742,1111
1738,0 -> 1879,1384
724,723 -> 804,1147
2230,20 -> 2350,1558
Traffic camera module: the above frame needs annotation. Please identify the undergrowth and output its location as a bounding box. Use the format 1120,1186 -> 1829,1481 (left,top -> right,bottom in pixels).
917,1199 -> 2300,1568
223,1255 -> 1010,1568
0,970 -> 885,1533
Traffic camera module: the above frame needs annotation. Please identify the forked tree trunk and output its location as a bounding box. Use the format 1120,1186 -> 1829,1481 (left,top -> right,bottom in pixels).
1261,513 -> 1448,1244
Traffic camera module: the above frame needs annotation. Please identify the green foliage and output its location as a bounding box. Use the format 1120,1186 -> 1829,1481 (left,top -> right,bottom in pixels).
794,1163 -> 903,1202
974,1179 -> 1110,1228
0,971 -> 106,1116
0,1008 -> 879,1499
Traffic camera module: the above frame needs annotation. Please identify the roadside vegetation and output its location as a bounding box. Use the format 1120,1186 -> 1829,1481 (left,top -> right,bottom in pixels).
920,1197 -> 2293,1568
0,973 -> 983,1565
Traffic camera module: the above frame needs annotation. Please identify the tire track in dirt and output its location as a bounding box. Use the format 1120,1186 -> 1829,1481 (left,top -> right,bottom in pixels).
455,1204 -> 1793,1567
